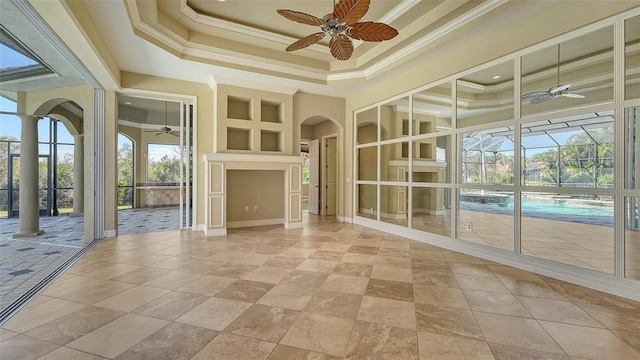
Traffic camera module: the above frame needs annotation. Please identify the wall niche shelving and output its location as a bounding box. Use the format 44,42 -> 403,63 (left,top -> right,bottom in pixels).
261,100 -> 283,123
227,96 -> 252,120
227,127 -> 251,151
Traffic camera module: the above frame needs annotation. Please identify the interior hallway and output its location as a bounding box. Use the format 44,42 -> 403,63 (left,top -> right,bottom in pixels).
0,215 -> 638,359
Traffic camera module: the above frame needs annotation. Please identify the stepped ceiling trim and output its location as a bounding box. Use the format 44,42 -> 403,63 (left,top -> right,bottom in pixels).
123,0 -> 509,85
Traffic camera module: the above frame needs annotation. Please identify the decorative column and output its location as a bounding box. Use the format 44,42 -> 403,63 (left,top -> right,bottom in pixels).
70,134 -> 84,217
14,115 -> 44,238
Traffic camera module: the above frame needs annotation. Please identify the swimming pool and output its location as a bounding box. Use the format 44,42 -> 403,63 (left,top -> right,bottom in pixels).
460,197 -> 614,226
511,201 -> 613,217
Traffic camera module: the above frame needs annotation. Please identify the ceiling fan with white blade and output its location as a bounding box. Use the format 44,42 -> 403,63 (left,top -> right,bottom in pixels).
145,101 -> 179,137
522,44 -> 586,105
277,0 -> 398,61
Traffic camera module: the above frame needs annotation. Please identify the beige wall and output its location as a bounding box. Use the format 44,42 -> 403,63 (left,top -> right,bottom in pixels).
226,170 -> 284,223
120,72 -> 214,229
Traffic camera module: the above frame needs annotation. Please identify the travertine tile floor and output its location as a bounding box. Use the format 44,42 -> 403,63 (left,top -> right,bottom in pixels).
1,215 -> 639,359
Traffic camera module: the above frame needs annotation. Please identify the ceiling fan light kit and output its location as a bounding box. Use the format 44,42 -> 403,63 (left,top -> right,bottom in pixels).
277,0 -> 398,61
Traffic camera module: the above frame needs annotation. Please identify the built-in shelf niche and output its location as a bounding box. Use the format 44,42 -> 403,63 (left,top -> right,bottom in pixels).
227,127 -> 251,150
261,100 -> 283,123
227,96 -> 252,120
261,130 -> 283,152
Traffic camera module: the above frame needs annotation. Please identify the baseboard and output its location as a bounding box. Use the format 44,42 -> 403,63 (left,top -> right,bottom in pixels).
104,230 -> 117,237
204,228 -> 227,237
196,224 -> 206,232
285,222 -> 303,229
226,218 -> 284,229
337,215 -> 353,223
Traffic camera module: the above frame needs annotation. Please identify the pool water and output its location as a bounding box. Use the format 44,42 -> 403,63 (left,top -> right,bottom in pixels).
508,201 -> 613,217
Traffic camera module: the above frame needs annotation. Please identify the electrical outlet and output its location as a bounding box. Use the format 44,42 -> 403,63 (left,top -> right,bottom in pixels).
244,206 -> 248,212
466,223 -> 473,231
254,206 -> 258,212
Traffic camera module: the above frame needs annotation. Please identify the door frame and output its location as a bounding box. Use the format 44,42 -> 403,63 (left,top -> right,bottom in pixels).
321,133 -> 338,216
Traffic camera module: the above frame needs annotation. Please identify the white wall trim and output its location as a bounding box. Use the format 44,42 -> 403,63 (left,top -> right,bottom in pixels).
285,222 -> 303,229
203,153 -> 302,163
227,218 -> 284,229
204,228 -> 227,237
103,230 -> 117,237
337,215 -> 353,223
196,224 -> 206,231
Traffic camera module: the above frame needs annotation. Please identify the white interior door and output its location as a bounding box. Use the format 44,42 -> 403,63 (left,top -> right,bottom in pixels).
326,138 -> 337,215
309,139 -> 320,215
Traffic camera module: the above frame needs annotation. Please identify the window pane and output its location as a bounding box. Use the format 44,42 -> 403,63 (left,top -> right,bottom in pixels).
412,135 -> 451,183
458,61 -> 513,128
380,142 -> 407,181
625,15 -> 640,100
457,189 -> 514,251
522,111 -> 614,188
357,145 -> 377,181
522,27 -> 613,116
356,107 -> 377,145
413,82 -> 452,133
625,106 -> 639,189
380,97 -> 409,141
380,184 -> 407,228
521,191 -> 614,274
147,143 -> 181,183
357,184 -> 377,219
412,186 -> 451,237
462,128 -> 514,185
624,197 -> 640,280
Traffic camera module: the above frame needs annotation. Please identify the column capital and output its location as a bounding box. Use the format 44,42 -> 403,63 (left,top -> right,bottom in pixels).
17,114 -> 43,122
73,134 -> 85,139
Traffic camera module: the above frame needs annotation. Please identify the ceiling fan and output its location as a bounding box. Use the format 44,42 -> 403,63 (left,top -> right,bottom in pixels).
277,0 -> 398,61
145,101 -> 179,137
522,44 -> 586,105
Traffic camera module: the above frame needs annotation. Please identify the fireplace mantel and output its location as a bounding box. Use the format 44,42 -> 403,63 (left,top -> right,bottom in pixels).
202,153 -> 303,236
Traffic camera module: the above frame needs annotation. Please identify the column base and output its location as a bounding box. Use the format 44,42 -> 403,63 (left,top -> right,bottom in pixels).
13,229 -> 45,238
69,211 -> 84,217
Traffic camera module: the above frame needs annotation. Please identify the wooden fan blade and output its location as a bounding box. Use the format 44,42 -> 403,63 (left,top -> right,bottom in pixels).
170,131 -> 181,137
333,0 -> 370,25
286,32 -> 326,52
277,9 -> 325,26
346,22 -> 398,41
329,34 -> 354,60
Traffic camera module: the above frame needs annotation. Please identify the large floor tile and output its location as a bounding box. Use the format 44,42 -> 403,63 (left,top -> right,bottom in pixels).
66,313 -> 167,358
518,297 -> 602,327
473,312 -> 564,354
304,290 -> 362,319
463,290 -> 532,318
415,303 -> 484,341
132,291 -> 208,321
539,321 -> 640,360
175,296 -> 251,331
280,312 -> 355,357
226,304 -> 300,342
413,284 -> 469,309
344,321 -> 418,360
0,334 -> 59,360
115,322 -> 218,360
25,306 -> 125,345
93,285 -> 169,312
38,347 -> 107,359
191,333 -> 275,360
214,280 -> 274,302
257,284 -> 317,310
320,274 -> 369,295
2,298 -> 86,333
267,344 -> 340,359
356,296 -> 416,330
417,332 -> 495,360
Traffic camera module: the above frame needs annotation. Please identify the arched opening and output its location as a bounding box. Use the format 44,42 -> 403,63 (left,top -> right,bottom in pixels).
301,116 -> 339,217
